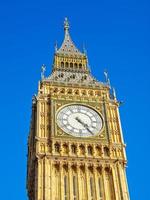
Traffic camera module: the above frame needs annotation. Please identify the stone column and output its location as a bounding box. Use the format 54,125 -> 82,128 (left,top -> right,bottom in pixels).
93,166 -> 98,200
60,163 -> 64,200
41,158 -> 44,200
44,101 -> 47,138
49,161 -> 52,200
77,164 -> 81,200
51,162 -> 55,200
34,160 -> 38,200
102,166 -> 107,200
43,157 -> 46,200
111,165 -> 120,200
68,163 -> 72,200
85,164 -> 90,199
116,162 -> 128,200
46,159 -> 51,200
123,167 -> 130,200
36,101 -> 40,137
119,164 -> 130,200
37,159 -> 40,200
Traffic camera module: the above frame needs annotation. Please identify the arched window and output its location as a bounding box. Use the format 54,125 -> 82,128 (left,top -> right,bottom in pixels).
70,63 -> 73,68
79,145 -> 85,155
74,63 -> 78,68
53,88 -> 58,93
60,88 -> 65,94
82,90 -> 86,95
95,91 -> 101,96
65,62 -> 69,67
96,146 -> 101,156
72,74 -> 76,79
67,89 -> 72,94
74,90 -> 79,95
104,147 -> 109,157
58,73 -> 64,78
55,143 -> 60,153
88,146 -> 93,156
88,90 -> 93,96
71,145 -> 76,154
79,63 -> 82,68
61,62 -> 64,67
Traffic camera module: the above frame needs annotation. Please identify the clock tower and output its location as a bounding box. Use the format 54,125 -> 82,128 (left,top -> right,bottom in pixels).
27,18 -> 130,200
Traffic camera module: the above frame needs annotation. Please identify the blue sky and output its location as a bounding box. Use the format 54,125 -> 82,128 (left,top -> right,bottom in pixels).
0,0 -> 149,199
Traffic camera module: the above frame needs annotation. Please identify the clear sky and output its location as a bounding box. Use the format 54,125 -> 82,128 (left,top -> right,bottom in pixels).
0,0 -> 149,199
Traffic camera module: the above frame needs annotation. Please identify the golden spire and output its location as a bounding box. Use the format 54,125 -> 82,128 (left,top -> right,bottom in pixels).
56,17 -> 83,55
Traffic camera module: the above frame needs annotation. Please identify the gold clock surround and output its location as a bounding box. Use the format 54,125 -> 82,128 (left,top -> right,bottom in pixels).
56,104 -> 104,138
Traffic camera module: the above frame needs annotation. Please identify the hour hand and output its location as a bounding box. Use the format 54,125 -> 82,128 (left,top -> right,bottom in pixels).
75,117 -> 93,135
75,117 -> 82,124
75,117 -> 86,127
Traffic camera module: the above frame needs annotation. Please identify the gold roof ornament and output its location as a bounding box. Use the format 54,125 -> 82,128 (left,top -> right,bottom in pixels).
64,17 -> 69,31
104,70 -> 111,86
112,87 -> 117,100
41,64 -> 46,80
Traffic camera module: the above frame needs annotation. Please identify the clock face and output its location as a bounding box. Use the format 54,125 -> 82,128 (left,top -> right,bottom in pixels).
56,104 -> 103,137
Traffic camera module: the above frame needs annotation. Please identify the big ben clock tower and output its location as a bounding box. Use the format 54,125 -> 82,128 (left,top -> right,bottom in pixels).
27,18 -> 130,200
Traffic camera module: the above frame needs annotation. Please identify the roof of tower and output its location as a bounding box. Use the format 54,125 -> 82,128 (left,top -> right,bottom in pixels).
41,19 -> 110,88
56,18 -> 84,56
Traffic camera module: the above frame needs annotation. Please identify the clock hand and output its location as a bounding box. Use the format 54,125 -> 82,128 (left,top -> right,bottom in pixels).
86,127 -> 94,135
75,117 -> 87,127
75,117 -> 94,135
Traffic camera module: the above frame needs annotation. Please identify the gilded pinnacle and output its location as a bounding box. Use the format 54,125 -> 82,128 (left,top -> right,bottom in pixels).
64,17 -> 69,31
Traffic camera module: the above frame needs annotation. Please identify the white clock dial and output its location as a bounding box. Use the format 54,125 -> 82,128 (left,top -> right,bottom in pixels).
56,104 -> 103,137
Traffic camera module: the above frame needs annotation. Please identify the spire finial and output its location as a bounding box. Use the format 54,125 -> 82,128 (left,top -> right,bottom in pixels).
83,43 -> 87,55
104,69 -> 111,86
64,17 -> 69,31
55,41 -> 58,52
41,64 -> 46,80
112,87 -> 117,100
104,69 -> 108,81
